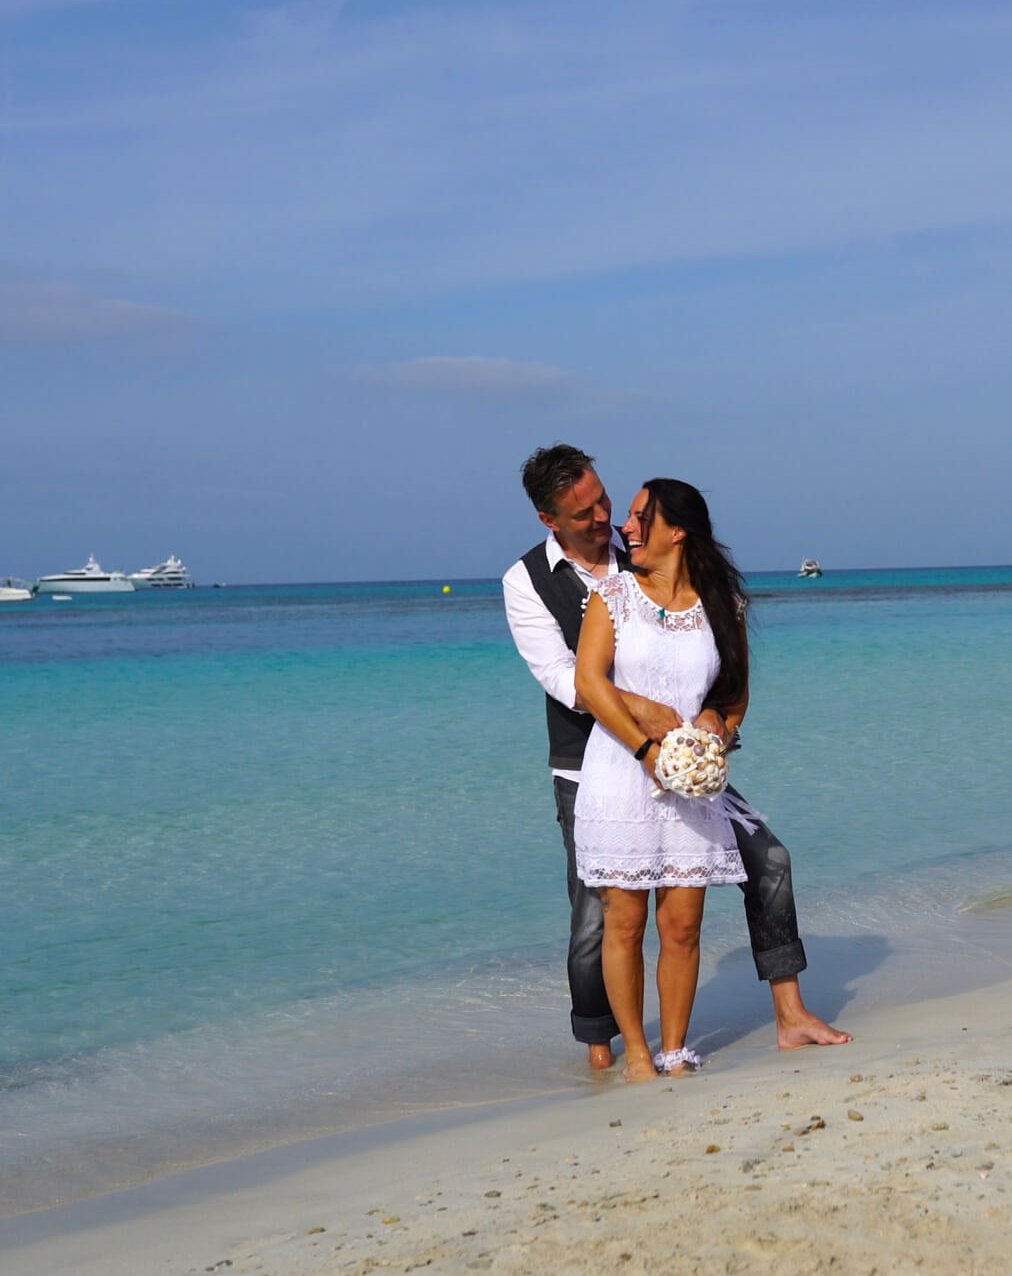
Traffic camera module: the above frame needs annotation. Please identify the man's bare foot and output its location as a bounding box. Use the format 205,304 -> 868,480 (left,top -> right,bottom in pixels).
588,1042 -> 614,1070
769,977 -> 852,1049
778,1013 -> 853,1050
622,1057 -> 658,1083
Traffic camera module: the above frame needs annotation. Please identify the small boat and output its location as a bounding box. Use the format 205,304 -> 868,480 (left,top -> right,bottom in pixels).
797,559 -> 823,578
35,554 -> 135,594
0,577 -> 34,603
128,554 -> 194,590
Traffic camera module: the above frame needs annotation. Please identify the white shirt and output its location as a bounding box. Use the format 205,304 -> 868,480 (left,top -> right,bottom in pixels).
502,530 -> 625,781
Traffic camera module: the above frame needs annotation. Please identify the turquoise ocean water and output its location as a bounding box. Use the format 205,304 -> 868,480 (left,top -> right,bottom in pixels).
2,567 -> 1011,1213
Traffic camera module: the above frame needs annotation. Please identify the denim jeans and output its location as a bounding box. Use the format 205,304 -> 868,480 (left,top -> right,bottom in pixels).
725,782 -> 808,981
554,777 -> 619,1044
553,776 -> 807,1044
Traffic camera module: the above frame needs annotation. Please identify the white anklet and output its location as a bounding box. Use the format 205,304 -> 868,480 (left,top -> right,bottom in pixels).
653,1047 -> 702,1074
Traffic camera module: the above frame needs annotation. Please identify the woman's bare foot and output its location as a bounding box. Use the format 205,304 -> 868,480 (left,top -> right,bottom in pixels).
778,1012 -> 853,1049
588,1043 -> 614,1070
622,1056 -> 658,1083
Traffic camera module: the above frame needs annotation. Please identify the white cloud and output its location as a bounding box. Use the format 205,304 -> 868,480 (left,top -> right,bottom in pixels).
355,356 -> 576,400
0,279 -> 192,343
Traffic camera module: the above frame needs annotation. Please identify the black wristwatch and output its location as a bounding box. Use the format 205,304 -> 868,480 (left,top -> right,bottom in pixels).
633,738 -> 655,761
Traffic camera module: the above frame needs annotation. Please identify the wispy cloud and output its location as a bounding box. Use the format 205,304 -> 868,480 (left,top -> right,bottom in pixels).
0,278 -> 192,343
6,2 -> 1012,304
0,0 -> 111,15
355,356 -> 576,401
2,3 -> 1010,578
351,355 -> 652,422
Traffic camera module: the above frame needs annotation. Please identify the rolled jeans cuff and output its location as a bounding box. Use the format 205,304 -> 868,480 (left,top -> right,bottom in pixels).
571,1009 -> 619,1046
753,938 -> 807,982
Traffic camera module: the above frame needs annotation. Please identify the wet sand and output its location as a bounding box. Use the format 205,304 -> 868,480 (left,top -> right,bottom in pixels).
2,976 -> 1008,1276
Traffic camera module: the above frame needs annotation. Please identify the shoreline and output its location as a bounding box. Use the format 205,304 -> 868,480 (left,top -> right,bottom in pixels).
2,885 -> 1010,1220
2,970 -> 1009,1276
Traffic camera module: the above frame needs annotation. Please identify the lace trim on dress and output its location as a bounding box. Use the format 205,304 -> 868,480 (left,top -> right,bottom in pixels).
578,847 -> 748,888
629,576 -> 706,631
586,573 -> 708,634
582,572 -> 630,629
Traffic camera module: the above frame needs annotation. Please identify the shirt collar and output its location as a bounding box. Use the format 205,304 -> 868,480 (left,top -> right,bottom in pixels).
546,528 -> 625,573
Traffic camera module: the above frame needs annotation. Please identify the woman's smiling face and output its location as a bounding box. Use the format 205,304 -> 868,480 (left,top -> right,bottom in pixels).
622,488 -> 682,566
622,488 -> 656,564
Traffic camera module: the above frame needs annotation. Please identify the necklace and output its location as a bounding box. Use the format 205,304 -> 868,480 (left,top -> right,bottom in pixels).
658,599 -> 701,621
655,589 -> 680,620
640,577 -> 693,620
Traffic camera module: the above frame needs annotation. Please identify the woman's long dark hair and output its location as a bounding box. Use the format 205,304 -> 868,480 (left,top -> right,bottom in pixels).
636,478 -> 749,711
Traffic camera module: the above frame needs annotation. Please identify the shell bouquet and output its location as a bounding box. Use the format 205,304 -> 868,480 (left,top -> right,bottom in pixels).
651,724 -> 728,799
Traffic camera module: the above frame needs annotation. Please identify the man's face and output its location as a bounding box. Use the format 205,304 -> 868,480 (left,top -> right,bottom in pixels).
539,468 -> 613,560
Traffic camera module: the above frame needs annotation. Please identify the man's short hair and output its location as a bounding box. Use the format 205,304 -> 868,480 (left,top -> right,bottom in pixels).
521,444 -> 596,514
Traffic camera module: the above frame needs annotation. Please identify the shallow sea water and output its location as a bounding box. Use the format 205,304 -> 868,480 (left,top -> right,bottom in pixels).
2,567 -> 1010,1212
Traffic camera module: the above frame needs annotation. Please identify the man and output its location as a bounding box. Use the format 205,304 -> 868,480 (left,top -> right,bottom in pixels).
503,444 -> 851,1070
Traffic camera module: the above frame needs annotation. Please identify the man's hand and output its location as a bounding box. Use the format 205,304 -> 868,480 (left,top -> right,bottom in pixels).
621,692 -> 681,741
693,707 -> 730,744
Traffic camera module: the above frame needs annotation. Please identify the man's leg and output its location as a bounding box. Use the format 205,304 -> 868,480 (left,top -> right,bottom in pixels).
554,777 -> 619,1066
729,784 -> 852,1048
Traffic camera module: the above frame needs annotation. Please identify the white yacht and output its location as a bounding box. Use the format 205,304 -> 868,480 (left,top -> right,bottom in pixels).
798,558 -> 823,578
0,577 -> 34,602
35,554 -> 135,594
129,554 -> 194,590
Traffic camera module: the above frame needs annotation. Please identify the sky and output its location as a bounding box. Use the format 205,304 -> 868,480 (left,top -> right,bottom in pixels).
2,0 -> 1011,584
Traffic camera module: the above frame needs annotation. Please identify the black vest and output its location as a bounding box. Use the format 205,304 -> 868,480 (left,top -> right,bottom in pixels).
521,537 -> 629,770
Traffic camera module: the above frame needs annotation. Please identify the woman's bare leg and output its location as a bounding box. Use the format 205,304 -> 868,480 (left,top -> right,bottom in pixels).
655,886 -> 706,1070
599,887 -> 654,1081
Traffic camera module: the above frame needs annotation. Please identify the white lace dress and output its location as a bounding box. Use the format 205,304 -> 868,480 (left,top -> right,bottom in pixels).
574,573 -> 748,890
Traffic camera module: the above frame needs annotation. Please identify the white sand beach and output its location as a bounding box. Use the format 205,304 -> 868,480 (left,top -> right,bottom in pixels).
3,975 -> 1008,1276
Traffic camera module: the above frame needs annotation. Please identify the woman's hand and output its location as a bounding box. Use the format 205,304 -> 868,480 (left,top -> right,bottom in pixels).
640,741 -> 661,784
693,707 -> 729,744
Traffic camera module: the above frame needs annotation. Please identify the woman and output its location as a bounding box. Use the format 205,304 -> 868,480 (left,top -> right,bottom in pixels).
573,479 -> 750,1082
